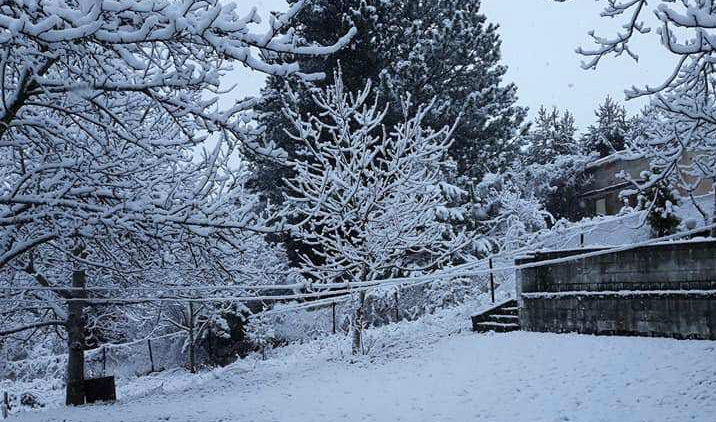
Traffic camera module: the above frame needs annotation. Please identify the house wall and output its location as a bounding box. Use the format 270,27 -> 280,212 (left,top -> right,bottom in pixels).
583,157 -> 649,193
580,153 -> 714,216
516,240 -> 716,340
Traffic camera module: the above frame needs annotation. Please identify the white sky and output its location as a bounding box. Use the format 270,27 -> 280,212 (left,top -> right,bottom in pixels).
229,0 -> 676,131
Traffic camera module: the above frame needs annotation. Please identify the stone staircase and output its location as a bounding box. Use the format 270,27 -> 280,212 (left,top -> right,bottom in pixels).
471,299 -> 520,333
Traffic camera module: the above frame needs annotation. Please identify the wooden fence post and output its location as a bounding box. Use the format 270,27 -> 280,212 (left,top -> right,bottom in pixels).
101,346 -> 107,376
489,258 -> 495,304
331,302 -> 336,335
147,339 -> 155,373
188,302 -> 196,373
394,290 -> 400,321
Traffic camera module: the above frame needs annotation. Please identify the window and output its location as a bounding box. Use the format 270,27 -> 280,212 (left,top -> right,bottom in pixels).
595,198 -> 607,215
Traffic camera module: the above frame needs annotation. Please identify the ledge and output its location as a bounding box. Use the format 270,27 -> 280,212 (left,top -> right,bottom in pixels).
521,290 -> 716,299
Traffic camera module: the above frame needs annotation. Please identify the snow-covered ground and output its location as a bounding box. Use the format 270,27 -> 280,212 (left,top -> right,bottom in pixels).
8,297 -> 716,422
538,193 -> 714,250
6,198 -> 716,422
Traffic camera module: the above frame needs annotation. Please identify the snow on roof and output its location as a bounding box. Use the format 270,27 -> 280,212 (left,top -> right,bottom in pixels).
585,150 -> 645,169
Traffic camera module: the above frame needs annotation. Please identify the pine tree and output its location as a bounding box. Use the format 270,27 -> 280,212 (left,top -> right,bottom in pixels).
557,111 -> 578,154
640,178 -> 682,239
581,97 -> 630,158
526,106 -> 578,164
251,0 -> 527,200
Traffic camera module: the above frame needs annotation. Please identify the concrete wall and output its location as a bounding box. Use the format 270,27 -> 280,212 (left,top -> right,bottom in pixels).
516,240 -> 716,340
521,292 -> 716,340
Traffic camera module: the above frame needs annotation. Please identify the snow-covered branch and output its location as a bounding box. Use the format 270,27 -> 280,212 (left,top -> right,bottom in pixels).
0,319 -> 66,337
0,1 -> 352,399
284,76 -> 469,285
562,0 -> 716,234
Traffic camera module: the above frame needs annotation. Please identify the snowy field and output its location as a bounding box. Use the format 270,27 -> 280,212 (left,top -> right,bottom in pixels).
5,201 -> 716,422
9,314 -> 716,422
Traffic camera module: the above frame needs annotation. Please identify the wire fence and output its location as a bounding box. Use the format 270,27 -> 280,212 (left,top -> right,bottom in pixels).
1,333 -> 186,385
84,334 -> 186,380
1,219 -> 713,415
2,216 -> 712,307
1,267 -> 515,387
252,268 -> 515,345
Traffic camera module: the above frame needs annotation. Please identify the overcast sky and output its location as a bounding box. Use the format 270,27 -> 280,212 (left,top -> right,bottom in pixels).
230,0 -> 675,131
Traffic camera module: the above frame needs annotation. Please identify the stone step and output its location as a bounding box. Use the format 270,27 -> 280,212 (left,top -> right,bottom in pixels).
471,299 -> 520,332
497,307 -> 518,316
473,321 -> 520,333
488,314 -> 519,321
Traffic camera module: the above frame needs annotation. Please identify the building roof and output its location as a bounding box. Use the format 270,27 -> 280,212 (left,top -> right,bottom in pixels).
585,151 -> 645,170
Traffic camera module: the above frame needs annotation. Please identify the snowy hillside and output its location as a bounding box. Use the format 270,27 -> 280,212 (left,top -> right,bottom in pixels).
8,296 -> 716,422
2,1 -> 716,421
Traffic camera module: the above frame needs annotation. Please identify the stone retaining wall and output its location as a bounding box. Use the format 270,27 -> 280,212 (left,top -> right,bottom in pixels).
516,240 -> 716,340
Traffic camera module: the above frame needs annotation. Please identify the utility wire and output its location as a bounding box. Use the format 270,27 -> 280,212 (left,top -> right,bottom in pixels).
1,223 -> 713,305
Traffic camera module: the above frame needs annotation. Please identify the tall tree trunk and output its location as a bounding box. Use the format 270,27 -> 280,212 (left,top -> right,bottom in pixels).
65,266 -> 86,406
187,303 -> 196,373
351,290 -> 366,355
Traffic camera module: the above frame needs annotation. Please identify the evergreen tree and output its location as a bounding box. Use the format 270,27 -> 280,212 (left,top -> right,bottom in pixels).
251,0 -> 527,200
526,106 -> 578,164
557,111 -> 578,154
581,97 -> 630,158
639,178 -> 682,239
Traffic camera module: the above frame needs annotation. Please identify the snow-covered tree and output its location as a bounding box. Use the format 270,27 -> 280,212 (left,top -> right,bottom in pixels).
558,0 -> 716,235
581,97 -> 631,158
525,106 -> 579,164
621,106 -> 715,226
523,155 -> 592,222
471,172 -> 554,252
148,229 -> 290,371
469,150 -> 593,248
244,316 -> 277,359
283,77 -> 469,354
0,0 -> 352,405
638,177 -> 682,239
252,0 -> 526,202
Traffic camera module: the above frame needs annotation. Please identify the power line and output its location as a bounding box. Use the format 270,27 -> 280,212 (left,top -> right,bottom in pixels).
0,283 -> 306,293
0,218 -> 600,294
1,223 -> 713,305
